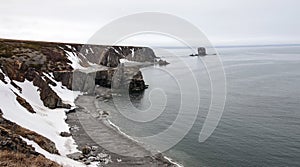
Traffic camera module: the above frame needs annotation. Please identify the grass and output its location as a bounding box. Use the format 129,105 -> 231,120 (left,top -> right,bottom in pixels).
0,150 -> 61,167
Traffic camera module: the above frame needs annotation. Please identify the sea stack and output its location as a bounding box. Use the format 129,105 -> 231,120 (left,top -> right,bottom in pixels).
198,47 -> 207,56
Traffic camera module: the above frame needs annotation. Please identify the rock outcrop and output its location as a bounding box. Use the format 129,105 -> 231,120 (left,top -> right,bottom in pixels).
198,47 -> 207,56
53,71 -> 73,89
80,45 -> 157,68
0,111 -> 59,155
15,93 -> 35,113
94,66 -> 147,93
0,109 -> 60,167
189,47 -> 207,57
0,39 -> 73,109
0,126 -> 39,156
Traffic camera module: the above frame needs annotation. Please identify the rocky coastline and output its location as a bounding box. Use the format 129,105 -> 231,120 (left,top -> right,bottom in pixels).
0,38 -> 177,166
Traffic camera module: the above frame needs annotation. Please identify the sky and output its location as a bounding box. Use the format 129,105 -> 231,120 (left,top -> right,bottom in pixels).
0,0 -> 299,46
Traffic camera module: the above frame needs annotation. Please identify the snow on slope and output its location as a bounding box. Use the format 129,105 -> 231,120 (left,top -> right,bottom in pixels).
22,137 -> 86,167
0,68 -> 85,166
65,50 -> 85,70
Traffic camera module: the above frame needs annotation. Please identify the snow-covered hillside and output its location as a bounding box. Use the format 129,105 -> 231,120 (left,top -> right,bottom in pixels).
0,68 -> 87,166
0,38 -> 163,167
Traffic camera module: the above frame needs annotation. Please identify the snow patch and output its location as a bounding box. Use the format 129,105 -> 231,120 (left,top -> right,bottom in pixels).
0,76 -> 80,158
65,50 -> 85,70
119,58 -> 136,64
43,73 -> 82,106
131,48 -> 135,58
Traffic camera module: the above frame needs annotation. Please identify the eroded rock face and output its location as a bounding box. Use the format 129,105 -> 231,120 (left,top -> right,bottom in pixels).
53,71 -> 73,89
100,47 -> 122,67
0,39 -> 73,109
125,47 -> 156,62
81,45 -> 157,68
26,69 -> 71,109
95,66 -> 147,93
95,69 -> 115,88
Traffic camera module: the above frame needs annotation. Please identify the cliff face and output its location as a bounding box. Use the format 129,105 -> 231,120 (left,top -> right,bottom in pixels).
81,45 -> 156,67
0,38 -> 158,166
0,38 -> 156,107
0,39 -> 72,109
95,66 -> 147,93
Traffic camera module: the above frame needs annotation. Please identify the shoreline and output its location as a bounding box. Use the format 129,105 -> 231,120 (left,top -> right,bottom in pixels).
66,94 -> 181,166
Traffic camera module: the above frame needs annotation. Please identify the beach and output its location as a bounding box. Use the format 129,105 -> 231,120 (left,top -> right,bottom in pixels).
66,94 -> 179,166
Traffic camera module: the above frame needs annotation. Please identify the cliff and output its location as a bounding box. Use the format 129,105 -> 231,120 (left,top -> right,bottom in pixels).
0,38 -> 159,166
0,38 -> 156,106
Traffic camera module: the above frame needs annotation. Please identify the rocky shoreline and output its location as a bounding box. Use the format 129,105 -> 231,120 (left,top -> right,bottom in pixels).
66,95 -> 177,167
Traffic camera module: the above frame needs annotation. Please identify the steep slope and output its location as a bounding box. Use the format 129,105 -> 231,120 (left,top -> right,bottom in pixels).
0,38 -> 160,166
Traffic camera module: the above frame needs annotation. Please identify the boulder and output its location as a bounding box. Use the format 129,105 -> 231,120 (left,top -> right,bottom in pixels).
81,145 -> 91,155
67,152 -> 84,160
60,132 -> 72,137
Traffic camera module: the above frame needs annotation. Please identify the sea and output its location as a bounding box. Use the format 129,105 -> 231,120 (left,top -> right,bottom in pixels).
98,45 -> 300,167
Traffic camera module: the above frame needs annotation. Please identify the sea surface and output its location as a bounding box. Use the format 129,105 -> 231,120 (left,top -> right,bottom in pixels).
98,45 -> 300,167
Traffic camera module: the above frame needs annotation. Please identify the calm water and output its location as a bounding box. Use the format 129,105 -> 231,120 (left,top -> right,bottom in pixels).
99,46 -> 300,167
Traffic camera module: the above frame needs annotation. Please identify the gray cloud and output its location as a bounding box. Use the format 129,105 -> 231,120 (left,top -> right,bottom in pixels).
0,0 -> 299,46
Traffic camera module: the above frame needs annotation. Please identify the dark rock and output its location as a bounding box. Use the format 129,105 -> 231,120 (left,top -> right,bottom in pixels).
95,46 -> 157,67
189,47 -> 208,57
129,70 -> 148,93
67,152 -> 83,160
0,126 -> 39,156
189,54 -> 198,57
24,68 -> 39,82
88,156 -> 97,162
53,71 -> 73,89
125,47 -> 157,62
82,145 -> 91,155
100,47 -> 122,67
156,59 -> 170,66
95,69 -> 115,88
15,94 -> 35,113
102,111 -> 109,116
0,60 -> 25,82
84,160 -> 91,165
198,47 -> 207,56
10,81 -> 22,92
60,132 -> 72,137
43,75 -> 57,87
0,72 -> 7,84
67,108 -> 76,113
95,67 -> 148,93
32,74 -> 70,109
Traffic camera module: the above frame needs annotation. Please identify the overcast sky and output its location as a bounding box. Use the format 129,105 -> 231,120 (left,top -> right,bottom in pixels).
0,0 -> 299,46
